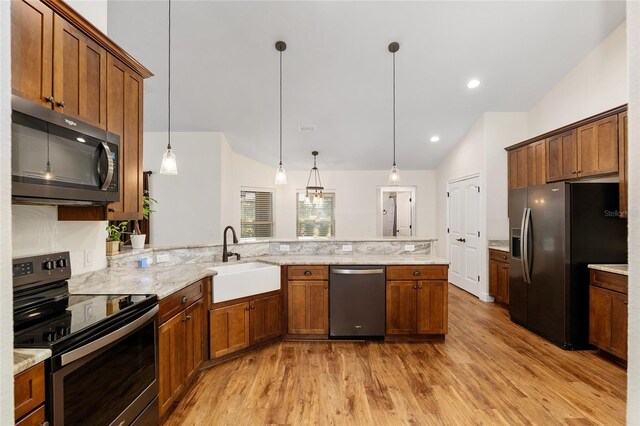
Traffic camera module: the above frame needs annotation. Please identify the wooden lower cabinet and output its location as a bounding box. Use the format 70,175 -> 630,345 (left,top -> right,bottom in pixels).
385,281 -> 416,334
14,362 -> 46,425
416,281 -> 448,334
489,249 -> 510,305
589,270 -> 628,362
210,293 -> 283,359
287,281 -> 328,335
158,287 -> 205,418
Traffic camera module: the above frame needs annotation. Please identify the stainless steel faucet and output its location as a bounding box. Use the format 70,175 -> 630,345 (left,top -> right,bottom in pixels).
222,226 -> 241,262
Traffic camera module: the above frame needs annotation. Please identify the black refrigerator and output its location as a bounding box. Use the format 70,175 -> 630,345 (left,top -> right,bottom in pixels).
508,182 -> 627,349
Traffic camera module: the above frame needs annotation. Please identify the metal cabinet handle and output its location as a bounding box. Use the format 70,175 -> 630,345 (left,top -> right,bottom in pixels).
418,284 -> 423,289
250,306 -> 255,310
324,285 -> 328,289
182,314 -> 192,322
413,271 -> 421,277
56,100 -> 65,108
245,306 -> 250,311
181,296 -> 188,304
44,96 -> 54,104
38,422 -> 49,426
303,270 -> 312,276
413,285 -> 417,289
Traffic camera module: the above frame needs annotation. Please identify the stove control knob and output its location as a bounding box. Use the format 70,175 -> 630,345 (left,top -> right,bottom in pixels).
56,259 -> 67,268
43,261 -> 54,271
56,326 -> 68,337
43,331 -> 56,342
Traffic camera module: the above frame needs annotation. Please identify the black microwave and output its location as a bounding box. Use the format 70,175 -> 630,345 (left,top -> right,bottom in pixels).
11,96 -> 119,205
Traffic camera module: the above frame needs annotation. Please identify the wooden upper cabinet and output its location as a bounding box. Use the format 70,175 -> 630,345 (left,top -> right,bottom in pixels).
618,111 -> 628,218
508,150 -> 518,190
576,115 -> 618,178
53,14 -> 107,128
526,140 -> 546,186
508,147 -> 528,190
546,130 -> 577,182
11,0 -> 54,106
106,55 -> 144,221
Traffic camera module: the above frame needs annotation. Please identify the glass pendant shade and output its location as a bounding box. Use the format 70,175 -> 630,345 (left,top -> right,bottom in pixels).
388,164 -> 401,185
275,164 -> 287,185
160,148 -> 178,175
44,162 -> 54,180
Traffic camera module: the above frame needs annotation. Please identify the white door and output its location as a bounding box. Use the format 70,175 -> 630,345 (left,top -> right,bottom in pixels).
448,176 -> 481,297
396,192 -> 412,236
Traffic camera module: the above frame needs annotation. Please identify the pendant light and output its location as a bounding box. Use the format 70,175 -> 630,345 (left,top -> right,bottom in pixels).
305,151 -> 324,204
160,0 -> 178,175
388,42 -> 401,185
274,41 -> 288,185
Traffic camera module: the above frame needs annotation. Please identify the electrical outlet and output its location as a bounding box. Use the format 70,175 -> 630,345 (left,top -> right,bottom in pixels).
279,245 -> 290,252
85,249 -> 95,267
342,245 -> 353,252
156,254 -> 170,263
404,244 -> 415,252
84,303 -> 95,322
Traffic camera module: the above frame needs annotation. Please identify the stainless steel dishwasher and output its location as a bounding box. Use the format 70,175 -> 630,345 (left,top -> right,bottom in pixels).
329,265 -> 386,338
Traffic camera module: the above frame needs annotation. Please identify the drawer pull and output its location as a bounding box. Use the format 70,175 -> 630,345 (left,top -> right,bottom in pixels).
304,270 -> 312,276
413,271 -> 422,277
181,296 -> 188,304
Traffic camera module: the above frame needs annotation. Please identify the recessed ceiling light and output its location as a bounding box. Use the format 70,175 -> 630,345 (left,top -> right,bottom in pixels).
467,79 -> 480,89
430,136 -> 440,143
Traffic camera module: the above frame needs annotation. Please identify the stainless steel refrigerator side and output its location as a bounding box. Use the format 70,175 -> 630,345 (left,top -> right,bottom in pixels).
527,182 -> 569,347
508,188 -> 527,326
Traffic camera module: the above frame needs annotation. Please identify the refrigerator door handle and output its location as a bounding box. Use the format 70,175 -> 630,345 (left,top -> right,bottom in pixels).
522,208 -> 532,284
519,208 -> 528,283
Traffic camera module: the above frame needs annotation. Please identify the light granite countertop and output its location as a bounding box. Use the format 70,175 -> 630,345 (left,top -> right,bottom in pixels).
254,255 -> 449,266
587,264 -> 628,276
488,245 -> 509,253
14,348 -> 52,375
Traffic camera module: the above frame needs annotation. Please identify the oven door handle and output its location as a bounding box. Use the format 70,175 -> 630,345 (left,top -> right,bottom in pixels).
99,142 -> 114,191
60,305 -> 158,367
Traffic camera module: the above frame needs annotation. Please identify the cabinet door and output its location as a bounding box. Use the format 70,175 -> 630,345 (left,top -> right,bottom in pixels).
52,14 -> 107,128
288,281 -> 328,335
546,130 -> 577,182
516,147 -> 528,188
11,0 -> 53,107
527,141 -> 546,186
210,302 -> 250,358
610,291 -> 628,361
508,150 -> 518,190
498,263 -> 510,305
576,116 -> 618,178
250,294 -> 282,344
385,281 -> 416,335
618,111 -> 628,219
589,285 -> 612,350
184,299 -> 205,384
489,260 -> 499,300
158,311 -> 185,418
106,55 -> 144,220
416,281 -> 448,335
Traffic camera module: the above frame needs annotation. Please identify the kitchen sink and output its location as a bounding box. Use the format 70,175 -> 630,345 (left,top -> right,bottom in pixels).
208,262 -> 280,303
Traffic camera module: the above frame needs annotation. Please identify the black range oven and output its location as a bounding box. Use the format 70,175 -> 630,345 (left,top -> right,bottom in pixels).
13,252 -> 159,426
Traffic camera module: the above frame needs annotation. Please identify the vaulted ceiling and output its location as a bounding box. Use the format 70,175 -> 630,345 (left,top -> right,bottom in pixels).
107,1 -> 625,170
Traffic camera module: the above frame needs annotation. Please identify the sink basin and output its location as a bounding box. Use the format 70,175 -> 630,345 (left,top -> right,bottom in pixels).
208,262 -> 280,303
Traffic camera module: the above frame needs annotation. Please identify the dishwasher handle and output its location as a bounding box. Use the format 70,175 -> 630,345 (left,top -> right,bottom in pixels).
332,268 -> 384,275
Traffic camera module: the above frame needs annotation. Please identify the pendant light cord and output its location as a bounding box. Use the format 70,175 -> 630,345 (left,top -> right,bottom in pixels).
167,0 -> 172,150
392,50 -> 396,167
279,50 -> 283,166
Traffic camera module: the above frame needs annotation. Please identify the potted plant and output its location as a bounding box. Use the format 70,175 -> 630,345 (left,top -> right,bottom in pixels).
106,221 -> 128,255
130,190 -> 156,249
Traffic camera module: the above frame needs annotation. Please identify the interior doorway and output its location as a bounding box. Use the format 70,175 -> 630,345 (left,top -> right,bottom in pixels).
377,186 -> 416,237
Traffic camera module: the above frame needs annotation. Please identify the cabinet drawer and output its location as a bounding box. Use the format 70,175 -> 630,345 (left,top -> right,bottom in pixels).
489,249 -> 509,263
16,405 -> 45,426
590,269 -> 628,295
14,363 -> 45,421
159,279 -> 205,324
386,266 -> 448,281
288,265 -> 328,281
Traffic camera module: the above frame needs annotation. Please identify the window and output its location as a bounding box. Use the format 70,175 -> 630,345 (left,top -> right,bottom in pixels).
240,190 -> 273,238
296,192 -> 335,237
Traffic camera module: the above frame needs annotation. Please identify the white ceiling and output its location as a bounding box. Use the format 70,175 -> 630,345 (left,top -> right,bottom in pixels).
107,1 -> 625,170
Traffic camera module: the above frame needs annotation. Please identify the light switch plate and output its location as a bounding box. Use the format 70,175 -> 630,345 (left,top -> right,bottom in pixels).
342,245 -> 353,252
156,253 -> 170,263
85,249 -> 95,267
404,244 -> 415,252
279,245 -> 290,252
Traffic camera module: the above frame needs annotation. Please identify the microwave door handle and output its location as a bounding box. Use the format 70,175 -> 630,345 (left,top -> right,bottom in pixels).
99,142 -> 114,191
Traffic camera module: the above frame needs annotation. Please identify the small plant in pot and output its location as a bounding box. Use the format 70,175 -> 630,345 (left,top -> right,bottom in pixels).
130,190 -> 156,249
106,222 -> 128,256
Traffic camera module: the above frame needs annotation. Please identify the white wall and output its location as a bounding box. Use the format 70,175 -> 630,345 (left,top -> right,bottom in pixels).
528,22 -> 627,136
0,0 -> 14,421
144,132 -> 222,246
626,2 -> 639,423
66,0 -> 108,34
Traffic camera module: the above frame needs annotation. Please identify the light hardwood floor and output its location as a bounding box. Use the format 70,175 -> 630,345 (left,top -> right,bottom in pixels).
165,284 -> 626,425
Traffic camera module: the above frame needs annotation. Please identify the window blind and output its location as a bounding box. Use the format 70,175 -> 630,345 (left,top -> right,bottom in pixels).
241,190 -> 273,238
296,192 -> 335,237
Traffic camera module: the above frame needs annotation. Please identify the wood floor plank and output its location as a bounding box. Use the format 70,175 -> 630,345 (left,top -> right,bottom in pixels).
165,285 -> 626,425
